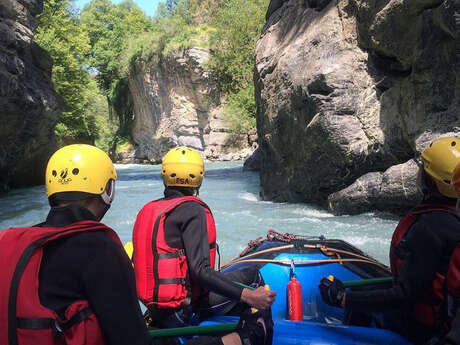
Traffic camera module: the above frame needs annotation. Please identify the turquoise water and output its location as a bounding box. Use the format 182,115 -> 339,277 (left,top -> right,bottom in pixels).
0,161 -> 398,264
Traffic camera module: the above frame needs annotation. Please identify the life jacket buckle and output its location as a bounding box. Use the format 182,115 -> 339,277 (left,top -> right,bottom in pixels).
51,319 -> 64,337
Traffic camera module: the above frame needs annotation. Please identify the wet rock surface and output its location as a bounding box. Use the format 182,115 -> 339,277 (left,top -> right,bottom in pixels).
255,0 -> 460,214
0,0 -> 61,192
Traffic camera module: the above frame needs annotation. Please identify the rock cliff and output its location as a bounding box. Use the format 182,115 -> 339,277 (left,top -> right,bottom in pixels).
126,48 -> 254,163
255,0 -> 460,214
0,0 -> 60,192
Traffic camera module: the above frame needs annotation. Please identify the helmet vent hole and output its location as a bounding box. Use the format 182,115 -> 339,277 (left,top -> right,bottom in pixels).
200,171 -> 203,175
72,168 -> 79,175
52,170 -> 57,177
452,141 -> 456,147
100,187 -> 103,191
189,174 -> 195,178
163,170 -> 166,173
171,173 -> 176,177
182,150 -> 186,155
445,180 -> 451,184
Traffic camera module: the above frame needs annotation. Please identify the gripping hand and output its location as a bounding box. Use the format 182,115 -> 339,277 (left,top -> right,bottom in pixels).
319,275 -> 345,307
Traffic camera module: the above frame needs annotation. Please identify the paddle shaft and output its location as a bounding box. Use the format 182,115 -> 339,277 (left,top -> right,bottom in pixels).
343,277 -> 392,288
234,277 -> 393,290
149,323 -> 238,338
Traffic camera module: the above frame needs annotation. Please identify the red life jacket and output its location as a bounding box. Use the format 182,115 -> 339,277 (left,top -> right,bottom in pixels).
0,220 -> 122,345
390,203 -> 460,329
133,196 -> 216,309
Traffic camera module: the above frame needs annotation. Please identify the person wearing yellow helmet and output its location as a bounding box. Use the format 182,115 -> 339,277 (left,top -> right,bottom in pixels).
0,144 -> 145,345
132,147 -> 275,342
319,137 -> 460,345
453,162 -> 460,211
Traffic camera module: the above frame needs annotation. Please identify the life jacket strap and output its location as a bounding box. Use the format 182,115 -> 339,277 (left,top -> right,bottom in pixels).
16,307 -> 93,334
159,278 -> 186,285
17,317 -> 53,329
59,307 -> 93,331
158,249 -> 185,259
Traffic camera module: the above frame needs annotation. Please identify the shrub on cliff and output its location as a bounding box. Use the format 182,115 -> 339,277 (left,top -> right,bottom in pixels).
209,0 -> 269,133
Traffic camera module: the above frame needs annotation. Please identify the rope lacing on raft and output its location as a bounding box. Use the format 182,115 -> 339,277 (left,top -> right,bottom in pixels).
221,229 -> 388,270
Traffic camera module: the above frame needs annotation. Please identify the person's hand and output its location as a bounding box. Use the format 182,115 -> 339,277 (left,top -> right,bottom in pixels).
241,286 -> 276,310
319,276 -> 345,308
236,309 -> 274,345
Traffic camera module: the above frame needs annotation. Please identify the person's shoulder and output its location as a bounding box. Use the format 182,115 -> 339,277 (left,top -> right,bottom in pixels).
415,210 -> 460,238
175,198 -> 207,215
418,208 -> 459,223
62,230 -> 121,252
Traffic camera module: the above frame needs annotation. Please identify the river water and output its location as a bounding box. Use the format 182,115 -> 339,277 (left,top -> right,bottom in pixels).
0,162 -> 399,264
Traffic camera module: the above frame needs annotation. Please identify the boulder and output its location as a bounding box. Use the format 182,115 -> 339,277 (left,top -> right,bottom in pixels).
328,159 -> 422,215
243,146 -> 262,171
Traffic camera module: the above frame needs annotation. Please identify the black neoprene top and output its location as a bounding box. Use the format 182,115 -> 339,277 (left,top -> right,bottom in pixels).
38,206 -> 154,345
345,197 -> 460,344
162,187 -> 243,302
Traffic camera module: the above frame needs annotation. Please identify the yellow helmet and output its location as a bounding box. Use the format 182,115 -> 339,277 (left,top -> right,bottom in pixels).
46,144 -> 117,204
421,137 -> 460,198
161,147 -> 204,188
453,162 -> 460,196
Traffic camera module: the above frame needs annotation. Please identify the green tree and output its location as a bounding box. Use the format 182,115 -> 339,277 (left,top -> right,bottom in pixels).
36,0 -> 111,146
80,0 -> 154,92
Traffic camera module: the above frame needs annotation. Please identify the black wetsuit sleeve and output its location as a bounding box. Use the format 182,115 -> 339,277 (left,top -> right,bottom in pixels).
346,220 -> 442,310
81,239 -> 155,345
177,203 -> 243,300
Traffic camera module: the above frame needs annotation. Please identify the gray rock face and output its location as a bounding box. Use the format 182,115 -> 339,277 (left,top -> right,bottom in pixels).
255,0 -> 460,213
328,160 -> 422,215
0,0 -> 60,192
128,48 -> 253,163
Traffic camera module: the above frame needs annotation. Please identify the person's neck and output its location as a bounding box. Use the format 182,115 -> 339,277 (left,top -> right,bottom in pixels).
165,186 -> 196,196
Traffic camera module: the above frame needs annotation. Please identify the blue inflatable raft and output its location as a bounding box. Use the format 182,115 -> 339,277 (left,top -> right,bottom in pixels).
201,231 -> 413,345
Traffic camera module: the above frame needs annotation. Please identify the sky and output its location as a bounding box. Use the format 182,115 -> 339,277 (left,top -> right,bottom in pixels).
74,0 -> 163,17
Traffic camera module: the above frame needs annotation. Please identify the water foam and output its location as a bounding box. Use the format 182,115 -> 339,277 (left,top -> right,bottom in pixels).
237,192 -> 259,202
291,208 -> 334,218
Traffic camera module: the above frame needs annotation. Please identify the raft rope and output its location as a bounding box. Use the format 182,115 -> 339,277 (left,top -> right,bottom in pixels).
221,230 -> 388,270
222,257 -> 386,269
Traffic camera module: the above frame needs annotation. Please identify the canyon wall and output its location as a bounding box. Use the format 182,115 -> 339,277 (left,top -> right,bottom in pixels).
255,0 -> 460,214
